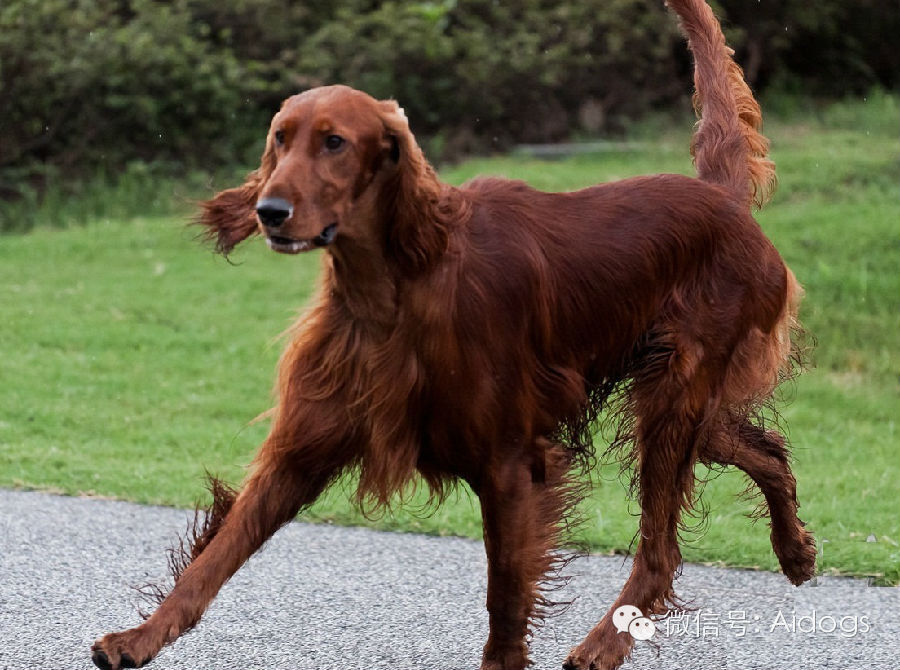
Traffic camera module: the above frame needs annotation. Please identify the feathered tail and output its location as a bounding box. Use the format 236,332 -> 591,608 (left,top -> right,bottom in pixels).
666,0 -> 776,209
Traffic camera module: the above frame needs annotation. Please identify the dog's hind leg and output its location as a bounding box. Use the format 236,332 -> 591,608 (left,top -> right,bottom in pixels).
565,337 -> 711,670
701,418 -> 816,585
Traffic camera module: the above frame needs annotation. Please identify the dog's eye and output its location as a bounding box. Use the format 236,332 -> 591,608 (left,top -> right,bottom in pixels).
324,134 -> 345,152
274,129 -> 285,146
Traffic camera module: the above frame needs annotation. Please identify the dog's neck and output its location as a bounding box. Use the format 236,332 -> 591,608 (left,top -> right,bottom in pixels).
326,232 -> 399,329
322,167 -> 402,328
325,159 -> 471,328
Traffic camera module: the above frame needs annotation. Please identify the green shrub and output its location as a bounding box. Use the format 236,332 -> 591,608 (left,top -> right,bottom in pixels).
715,0 -> 900,95
297,0 -> 681,151
0,0 -> 272,209
1,0 -> 897,231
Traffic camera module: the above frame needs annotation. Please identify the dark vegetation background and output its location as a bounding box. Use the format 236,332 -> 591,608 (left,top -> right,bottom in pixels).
1,0 -> 897,231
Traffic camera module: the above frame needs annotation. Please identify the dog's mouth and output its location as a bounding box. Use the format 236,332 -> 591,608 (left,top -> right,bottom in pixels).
265,224 -> 338,255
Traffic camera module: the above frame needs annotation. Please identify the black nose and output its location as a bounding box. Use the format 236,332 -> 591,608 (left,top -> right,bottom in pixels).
256,197 -> 293,228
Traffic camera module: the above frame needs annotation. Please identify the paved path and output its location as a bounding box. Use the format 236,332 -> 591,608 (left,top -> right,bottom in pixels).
1,489 -> 897,669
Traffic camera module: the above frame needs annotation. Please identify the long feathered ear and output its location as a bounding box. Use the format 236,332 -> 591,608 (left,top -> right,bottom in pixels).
379,101 -> 454,275
197,138 -> 276,255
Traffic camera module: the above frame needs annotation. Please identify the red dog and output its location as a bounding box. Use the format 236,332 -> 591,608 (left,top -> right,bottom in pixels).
93,1 -> 815,668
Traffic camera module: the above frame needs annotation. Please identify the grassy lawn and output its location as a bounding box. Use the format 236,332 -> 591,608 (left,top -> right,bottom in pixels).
1,94 -> 897,584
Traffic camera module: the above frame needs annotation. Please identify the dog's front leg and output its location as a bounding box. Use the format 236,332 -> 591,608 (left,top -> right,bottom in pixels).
91,396 -> 359,670
476,444 -> 572,670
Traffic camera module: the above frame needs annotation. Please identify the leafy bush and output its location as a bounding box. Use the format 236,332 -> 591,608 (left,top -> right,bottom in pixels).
0,1 -> 270,195
295,0 -> 683,153
715,0 -> 900,95
1,0 -> 896,229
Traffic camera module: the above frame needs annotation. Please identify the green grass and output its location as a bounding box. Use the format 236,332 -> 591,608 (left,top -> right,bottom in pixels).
1,94 -> 898,584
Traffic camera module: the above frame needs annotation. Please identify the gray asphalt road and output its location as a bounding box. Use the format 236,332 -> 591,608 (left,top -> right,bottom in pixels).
1,489 -> 897,670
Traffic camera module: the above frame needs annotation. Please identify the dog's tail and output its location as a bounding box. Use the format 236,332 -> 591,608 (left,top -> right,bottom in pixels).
666,0 -> 776,209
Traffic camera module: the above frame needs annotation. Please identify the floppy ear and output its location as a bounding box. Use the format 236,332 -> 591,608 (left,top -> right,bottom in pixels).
197,139 -> 276,255
379,101 -> 452,275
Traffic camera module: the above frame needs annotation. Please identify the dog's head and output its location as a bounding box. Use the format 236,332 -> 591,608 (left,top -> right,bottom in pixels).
199,85 -> 442,269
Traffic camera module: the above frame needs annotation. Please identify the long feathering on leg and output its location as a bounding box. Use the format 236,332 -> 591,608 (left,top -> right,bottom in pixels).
135,476 -> 237,622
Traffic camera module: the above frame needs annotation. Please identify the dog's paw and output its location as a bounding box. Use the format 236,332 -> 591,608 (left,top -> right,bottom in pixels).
563,650 -> 626,670
776,527 -> 817,586
480,640 -> 530,670
562,651 -> 593,670
91,628 -> 158,670
563,623 -> 633,670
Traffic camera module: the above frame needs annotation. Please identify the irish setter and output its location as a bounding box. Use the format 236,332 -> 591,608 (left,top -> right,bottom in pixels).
92,1 -> 816,668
